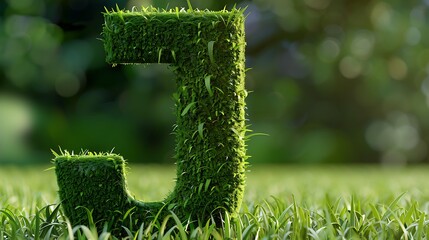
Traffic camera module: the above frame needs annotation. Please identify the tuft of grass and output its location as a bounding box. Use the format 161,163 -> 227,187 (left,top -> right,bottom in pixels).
51,148 -> 117,158
2,165 -> 429,238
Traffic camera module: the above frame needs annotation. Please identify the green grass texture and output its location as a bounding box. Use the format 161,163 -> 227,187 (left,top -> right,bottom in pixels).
55,7 -> 248,232
2,165 -> 429,239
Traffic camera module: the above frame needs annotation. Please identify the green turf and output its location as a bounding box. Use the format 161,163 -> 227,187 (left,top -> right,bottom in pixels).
101,6 -> 248,228
1,165 -> 429,239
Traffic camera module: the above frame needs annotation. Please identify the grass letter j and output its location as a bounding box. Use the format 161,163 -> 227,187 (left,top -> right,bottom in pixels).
54,7 -> 248,232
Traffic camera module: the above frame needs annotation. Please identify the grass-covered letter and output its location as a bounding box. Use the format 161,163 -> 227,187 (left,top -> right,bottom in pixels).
54,7 -> 248,231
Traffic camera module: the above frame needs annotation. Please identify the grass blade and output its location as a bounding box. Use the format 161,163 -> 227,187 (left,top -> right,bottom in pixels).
204,75 -> 214,97
181,102 -> 196,116
169,212 -> 188,240
198,122 -> 204,139
208,41 -> 215,64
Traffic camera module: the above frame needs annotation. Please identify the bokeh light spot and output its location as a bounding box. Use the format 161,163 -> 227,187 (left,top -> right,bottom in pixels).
371,2 -> 392,29
317,38 -> 340,62
339,56 -> 362,79
388,57 -> 407,80
366,112 -> 422,164
406,27 -> 421,46
351,31 -> 374,59
0,94 -> 33,162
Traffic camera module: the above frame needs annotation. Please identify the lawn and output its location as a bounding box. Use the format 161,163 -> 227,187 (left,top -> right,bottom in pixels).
1,164 -> 429,239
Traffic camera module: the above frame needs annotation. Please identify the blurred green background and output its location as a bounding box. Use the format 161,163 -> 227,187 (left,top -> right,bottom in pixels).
1,0 -> 428,165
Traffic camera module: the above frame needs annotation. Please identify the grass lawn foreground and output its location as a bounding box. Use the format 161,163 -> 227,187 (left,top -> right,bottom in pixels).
1,164 -> 429,239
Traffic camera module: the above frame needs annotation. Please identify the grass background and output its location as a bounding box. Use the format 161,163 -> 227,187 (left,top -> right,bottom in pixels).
4,165 -> 429,206
2,165 -> 429,239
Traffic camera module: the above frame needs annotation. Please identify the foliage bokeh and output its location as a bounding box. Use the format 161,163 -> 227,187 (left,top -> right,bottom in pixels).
1,0 -> 429,164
